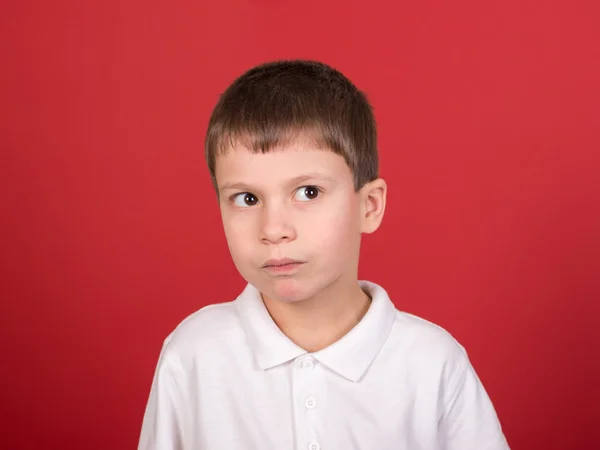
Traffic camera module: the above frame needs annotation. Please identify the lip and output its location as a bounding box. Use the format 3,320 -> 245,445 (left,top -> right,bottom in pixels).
262,258 -> 305,275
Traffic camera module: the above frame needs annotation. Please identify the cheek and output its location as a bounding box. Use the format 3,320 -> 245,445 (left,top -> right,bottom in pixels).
221,212 -> 255,258
308,198 -> 360,252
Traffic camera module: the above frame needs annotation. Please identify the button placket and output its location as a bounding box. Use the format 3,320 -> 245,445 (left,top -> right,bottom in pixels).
308,440 -> 321,450
293,356 -> 322,450
304,395 -> 317,410
301,358 -> 315,370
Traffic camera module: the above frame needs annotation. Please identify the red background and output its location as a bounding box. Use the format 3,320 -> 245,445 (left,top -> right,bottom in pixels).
1,1 -> 599,449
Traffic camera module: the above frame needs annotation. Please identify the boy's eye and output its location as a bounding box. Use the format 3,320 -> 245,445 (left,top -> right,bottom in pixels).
233,193 -> 259,207
294,186 -> 320,202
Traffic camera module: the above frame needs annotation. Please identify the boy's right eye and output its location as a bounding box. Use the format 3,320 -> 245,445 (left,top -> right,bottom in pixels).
232,193 -> 259,207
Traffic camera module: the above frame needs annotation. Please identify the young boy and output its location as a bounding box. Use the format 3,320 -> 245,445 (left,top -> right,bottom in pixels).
138,60 -> 510,450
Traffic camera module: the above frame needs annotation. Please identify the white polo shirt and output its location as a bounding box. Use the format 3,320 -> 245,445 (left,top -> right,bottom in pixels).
138,281 -> 509,450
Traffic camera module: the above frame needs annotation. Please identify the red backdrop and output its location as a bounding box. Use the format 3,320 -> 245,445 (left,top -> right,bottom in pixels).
1,1 -> 599,449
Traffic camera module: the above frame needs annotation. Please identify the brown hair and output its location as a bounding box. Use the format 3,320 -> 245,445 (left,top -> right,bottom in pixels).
204,60 -> 378,191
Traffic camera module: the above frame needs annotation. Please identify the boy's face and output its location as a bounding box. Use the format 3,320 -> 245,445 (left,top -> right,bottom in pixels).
215,141 -> 386,304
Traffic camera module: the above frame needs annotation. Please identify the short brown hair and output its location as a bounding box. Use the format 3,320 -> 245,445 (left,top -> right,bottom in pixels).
204,60 -> 378,191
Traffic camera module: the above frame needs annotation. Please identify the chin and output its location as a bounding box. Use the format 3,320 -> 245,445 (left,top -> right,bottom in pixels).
263,277 -> 313,303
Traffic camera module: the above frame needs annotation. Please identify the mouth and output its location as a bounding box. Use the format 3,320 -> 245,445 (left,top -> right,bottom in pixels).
262,258 -> 305,274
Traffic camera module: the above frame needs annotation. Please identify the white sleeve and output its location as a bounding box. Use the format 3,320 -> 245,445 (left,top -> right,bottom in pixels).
138,345 -> 185,450
440,348 -> 511,450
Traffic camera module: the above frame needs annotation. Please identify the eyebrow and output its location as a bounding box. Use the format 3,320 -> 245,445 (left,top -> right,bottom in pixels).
219,173 -> 336,193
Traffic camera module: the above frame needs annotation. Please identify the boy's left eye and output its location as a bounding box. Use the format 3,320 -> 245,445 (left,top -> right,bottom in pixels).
294,186 -> 320,202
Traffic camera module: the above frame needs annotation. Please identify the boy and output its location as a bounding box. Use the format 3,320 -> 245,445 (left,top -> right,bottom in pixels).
138,60 -> 510,450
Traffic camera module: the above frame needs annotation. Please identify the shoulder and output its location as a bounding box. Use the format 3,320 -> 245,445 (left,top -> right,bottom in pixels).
385,309 -> 470,378
159,299 -> 244,366
395,310 -> 465,352
361,280 -> 469,373
388,314 -> 509,446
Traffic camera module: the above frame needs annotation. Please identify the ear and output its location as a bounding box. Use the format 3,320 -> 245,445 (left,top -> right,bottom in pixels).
359,178 -> 387,234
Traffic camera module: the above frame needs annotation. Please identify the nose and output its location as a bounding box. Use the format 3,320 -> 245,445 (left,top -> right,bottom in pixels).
259,203 -> 297,244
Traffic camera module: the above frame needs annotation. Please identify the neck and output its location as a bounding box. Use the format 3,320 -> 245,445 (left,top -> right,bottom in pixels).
262,275 -> 371,353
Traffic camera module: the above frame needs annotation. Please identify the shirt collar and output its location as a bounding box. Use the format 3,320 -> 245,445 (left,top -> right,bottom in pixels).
235,283 -> 307,369
235,280 -> 397,382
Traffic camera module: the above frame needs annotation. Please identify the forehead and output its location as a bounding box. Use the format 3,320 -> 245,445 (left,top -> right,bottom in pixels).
214,144 -> 351,186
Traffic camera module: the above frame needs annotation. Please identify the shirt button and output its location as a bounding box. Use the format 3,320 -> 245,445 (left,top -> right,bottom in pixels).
301,358 -> 315,369
308,440 -> 321,450
305,395 -> 317,409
